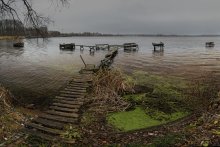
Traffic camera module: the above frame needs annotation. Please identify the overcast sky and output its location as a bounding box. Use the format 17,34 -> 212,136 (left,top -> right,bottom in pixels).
33,0 -> 220,35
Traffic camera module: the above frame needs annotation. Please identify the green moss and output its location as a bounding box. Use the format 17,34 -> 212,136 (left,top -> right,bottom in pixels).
130,71 -> 187,100
132,71 -> 187,89
124,71 -> 190,113
107,107 -> 188,132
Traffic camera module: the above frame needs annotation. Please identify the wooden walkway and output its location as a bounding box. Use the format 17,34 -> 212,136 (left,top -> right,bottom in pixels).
22,48 -> 119,144
23,71 -> 94,143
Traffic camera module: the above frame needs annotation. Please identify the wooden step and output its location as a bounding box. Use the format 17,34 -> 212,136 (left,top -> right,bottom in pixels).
80,71 -> 94,74
23,129 -> 57,141
55,96 -> 84,102
26,122 -> 63,135
65,86 -> 87,90
71,79 -> 92,83
64,88 -> 87,93
23,129 -> 75,144
46,110 -> 79,118
60,90 -> 86,95
59,94 -> 85,98
33,118 -> 65,130
69,80 -> 88,84
69,81 -> 89,84
52,103 -> 81,109
49,106 -> 79,113
53,99 -> 84,105
39,113 -> 77,124
67,83 -> 89,87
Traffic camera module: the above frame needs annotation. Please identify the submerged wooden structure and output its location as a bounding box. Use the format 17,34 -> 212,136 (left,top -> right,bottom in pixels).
152,42 -> 164,51
123,43 -> 139,51
60,43 -> 138,53
60,43 -> 75,50
206,42 -> 215,48
13,42 -> 24,47
99,48 -> 118,69
95,44 -> 110,50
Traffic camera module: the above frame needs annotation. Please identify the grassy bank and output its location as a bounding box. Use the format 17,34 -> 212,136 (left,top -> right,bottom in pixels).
0,36 -> 24,40
106,71 -> 191,131
0,85 -> 36,145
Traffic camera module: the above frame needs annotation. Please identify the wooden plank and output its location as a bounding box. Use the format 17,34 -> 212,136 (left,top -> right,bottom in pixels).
72,79 -> 92,82
49,106 -> 79,113
67,83 -> 89,87
26,122 -> 63,135
64,88 -> 86,93
53,99 -> 84,105
23,129 -> 57,141
59,93 -> 85,98
60,90 -> 86,95
68,81 -> 90,85
55,96 -> 84,101
33,118 -> 64,130
52,103 -> 81,109
39,113 -> 77,124
55,96 -> 84,102
70,80 -> 88,83
46,110 -> 79,118
22,129 -> 75,144
65,86 -> 87,90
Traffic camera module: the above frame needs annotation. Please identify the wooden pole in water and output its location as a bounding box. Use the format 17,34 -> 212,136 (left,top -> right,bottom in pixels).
80,55 -> 86,67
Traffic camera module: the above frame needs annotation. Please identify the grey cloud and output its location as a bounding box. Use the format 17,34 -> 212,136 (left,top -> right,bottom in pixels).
33,0 -> 220,34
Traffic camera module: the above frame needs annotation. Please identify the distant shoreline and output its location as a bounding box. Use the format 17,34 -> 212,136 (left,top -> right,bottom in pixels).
1,35 -> 220,40
54,34 -> 220,38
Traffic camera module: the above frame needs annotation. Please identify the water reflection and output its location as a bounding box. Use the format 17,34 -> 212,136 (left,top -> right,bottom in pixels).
26,38 -> 49,49
0,40 -> 24,57
153,50 -> 164,57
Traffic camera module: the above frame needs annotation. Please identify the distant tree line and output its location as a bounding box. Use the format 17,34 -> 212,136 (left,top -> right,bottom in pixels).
0,19 -> 48,37
0,19 -> 24,36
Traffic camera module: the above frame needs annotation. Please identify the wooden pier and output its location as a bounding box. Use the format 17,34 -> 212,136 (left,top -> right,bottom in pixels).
123,43 -> 139,51
60,43 -> 75,50
62,43 -> 137,53
22,48 -> 119,144
152,42 -> 164,51
23,73 -> 92,143
206,42 -> 215,48
95,44 -> 110,50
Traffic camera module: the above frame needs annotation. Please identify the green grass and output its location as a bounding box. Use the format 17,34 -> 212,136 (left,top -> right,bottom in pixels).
107,107 -> 188,132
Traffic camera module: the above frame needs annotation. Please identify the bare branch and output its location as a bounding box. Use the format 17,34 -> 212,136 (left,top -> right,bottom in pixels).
0,0 -> 69,36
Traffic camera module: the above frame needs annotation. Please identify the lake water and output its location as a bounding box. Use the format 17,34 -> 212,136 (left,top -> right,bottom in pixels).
1,36 -> 220,105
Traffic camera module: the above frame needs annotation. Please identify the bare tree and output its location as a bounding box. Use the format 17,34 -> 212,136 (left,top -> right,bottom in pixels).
0,0 -> 68,35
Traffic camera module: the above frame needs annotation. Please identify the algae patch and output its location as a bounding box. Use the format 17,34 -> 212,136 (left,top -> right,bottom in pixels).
107,107 -> 188,132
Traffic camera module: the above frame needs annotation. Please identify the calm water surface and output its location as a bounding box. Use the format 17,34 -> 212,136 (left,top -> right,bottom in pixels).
1,36 -> 220,104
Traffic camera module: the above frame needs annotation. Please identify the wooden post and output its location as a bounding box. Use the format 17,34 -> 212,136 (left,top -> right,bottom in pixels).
80,55 -> 86,67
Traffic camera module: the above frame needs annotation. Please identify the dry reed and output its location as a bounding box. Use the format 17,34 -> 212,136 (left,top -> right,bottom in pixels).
91,69 -> 134,113
0,85 -> 13,113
